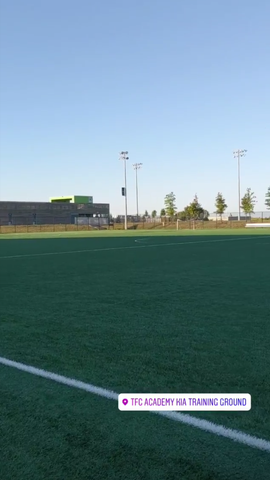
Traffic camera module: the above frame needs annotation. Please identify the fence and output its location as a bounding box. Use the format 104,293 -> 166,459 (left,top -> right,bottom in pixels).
0,211 -> 269,234
75,217 -> 108,227
1,219 -> 270,234
117,212 -> 270,223
208,211 -> 270,221
0,215 -> 110,227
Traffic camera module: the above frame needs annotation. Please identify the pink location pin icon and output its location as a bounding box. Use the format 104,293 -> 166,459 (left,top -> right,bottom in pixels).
122,399 -> 128,406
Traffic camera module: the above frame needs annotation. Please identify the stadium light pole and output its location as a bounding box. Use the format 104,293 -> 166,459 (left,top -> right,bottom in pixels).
233,149 -> 247,221
132,163 -> 143,218
120,151 -> 129,230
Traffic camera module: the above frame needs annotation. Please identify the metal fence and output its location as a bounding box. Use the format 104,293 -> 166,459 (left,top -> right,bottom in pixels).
0,215 -> 110,226
1,211 -> 269,226
75,217 -> 108,227
0,211 -> 269,234
208,211 -> 270,221
115,212 -> 270,222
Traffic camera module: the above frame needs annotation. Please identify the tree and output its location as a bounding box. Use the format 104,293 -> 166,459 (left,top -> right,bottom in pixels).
160,208 -> 166,217
215,192 -> 227,220
151,210 -> 157,218
164,192 -> 177,218
202,210 -> 210,221
188,194 -> 201,219
181,195 -> 208,221
144,210 -> 149,217
177,210 -> 187,221
241,188 -> 257,217
187,194 -> 204,219
265,187 -> 270,210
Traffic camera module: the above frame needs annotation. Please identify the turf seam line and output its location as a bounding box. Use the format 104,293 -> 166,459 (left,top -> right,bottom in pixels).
0,356 -> 270,453
0,236 -> 261,259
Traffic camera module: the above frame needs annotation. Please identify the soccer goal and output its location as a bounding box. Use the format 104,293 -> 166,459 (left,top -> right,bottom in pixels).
176,219 -> 196,230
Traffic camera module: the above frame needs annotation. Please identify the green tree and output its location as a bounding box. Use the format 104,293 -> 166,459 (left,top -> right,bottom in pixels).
151,210 -> 157,218
241,188 -> 257,217
215,192 -> 228,220
265,187 -> 270,210
184,206 -> 193,220
181,195 -> 208,221
144,210 -> 149,217
177,210 -> 187,221
202,210 -> 210,220
187,194 -> 204,219
164,192 -> 177,218
160,208 -> 166,217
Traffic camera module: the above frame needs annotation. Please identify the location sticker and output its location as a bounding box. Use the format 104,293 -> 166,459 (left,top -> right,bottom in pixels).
118,394 -> 251,411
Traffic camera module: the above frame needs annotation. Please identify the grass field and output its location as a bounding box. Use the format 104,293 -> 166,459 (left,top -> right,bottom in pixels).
0,229 -> 270,480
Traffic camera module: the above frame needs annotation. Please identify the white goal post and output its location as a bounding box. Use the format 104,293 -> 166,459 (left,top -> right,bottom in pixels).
176,219 -> 195,230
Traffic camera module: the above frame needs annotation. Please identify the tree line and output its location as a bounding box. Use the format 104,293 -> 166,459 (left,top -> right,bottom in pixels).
145,186 -> 270,220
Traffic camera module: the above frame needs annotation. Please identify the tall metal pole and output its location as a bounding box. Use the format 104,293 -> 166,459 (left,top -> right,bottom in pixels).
124,158 -> 128,229
120,151 -> 129,230
135,167 -> 138,217
233,149 -> 247,221
133,163 -> 142,218
238,154 -> 241,222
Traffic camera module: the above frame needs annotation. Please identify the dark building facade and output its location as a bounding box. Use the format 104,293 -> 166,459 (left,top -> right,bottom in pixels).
0,201 -> 110,226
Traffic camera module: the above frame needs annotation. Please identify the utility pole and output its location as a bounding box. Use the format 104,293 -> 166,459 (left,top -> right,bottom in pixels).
233,149 -> 247,221
132,163 -> 143,218
120,151 -> 129,230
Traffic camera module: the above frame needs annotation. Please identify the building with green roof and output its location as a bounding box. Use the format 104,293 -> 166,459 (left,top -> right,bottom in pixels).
0,195 -> 109,226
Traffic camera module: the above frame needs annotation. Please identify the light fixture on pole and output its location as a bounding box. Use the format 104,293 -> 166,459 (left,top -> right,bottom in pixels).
120,151 -> 129,230
132,163 -> 143,218
233,149 -> 247,221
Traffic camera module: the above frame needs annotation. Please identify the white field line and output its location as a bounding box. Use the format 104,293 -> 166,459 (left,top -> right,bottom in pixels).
0,356 -> 270,453
0,236 -> 263,260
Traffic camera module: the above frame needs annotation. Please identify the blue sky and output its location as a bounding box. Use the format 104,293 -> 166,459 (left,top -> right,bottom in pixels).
0,0 -> 269,215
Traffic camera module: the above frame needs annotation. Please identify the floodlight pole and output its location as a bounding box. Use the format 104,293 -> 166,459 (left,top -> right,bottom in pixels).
120,151 -> 129,230
233,149 -> 247,221
133,163 -> 143,218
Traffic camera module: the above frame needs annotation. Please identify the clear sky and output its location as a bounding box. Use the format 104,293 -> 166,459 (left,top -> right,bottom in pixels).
0,0 -> 269,215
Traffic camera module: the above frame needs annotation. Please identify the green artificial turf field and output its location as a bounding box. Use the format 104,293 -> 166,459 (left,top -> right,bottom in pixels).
0,230 -> 270,480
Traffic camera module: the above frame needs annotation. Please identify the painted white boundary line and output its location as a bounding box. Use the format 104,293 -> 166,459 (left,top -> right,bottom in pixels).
0,356 -> 269,453
0,236 -> 262,260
